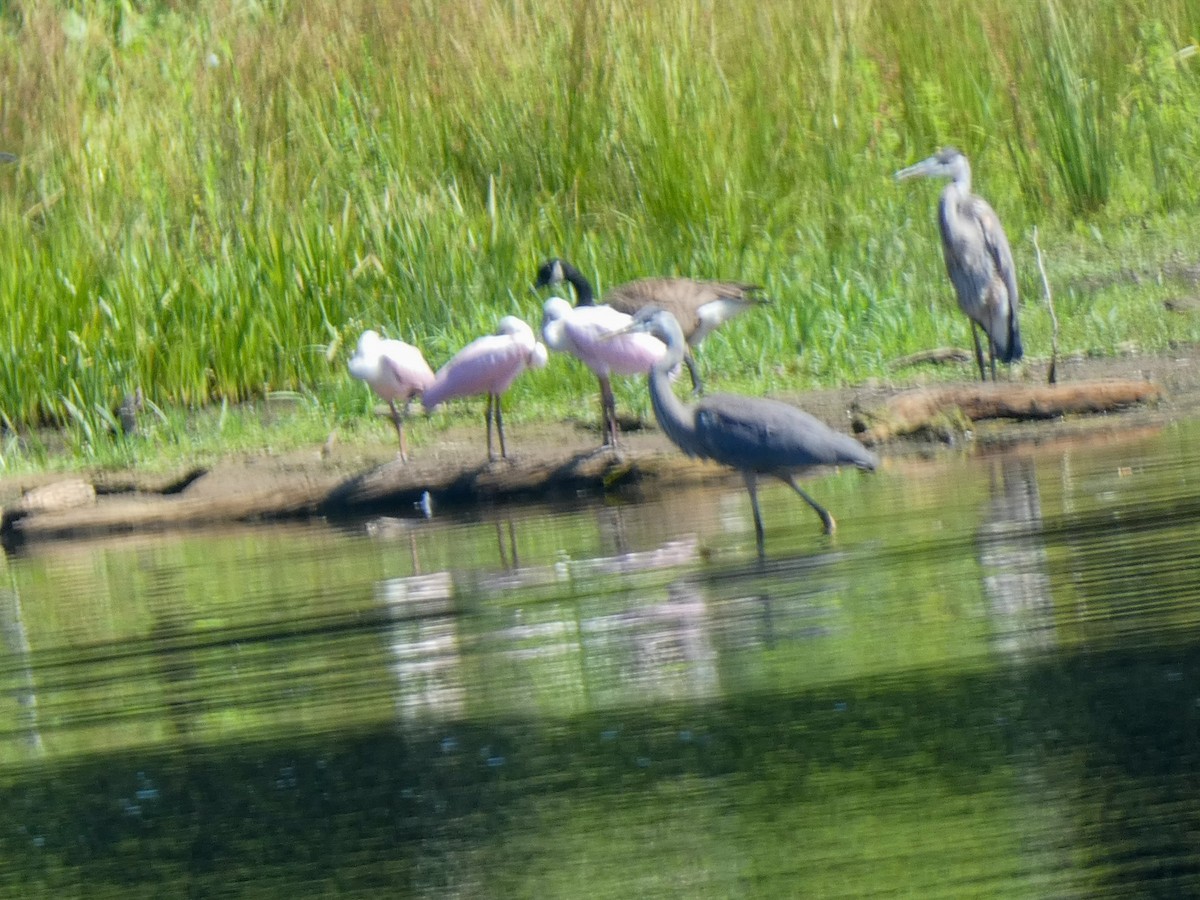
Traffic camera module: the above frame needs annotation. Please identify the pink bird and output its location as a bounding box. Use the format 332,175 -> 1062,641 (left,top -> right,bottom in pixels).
348,329 -> 435,461
540,296 -> 668,447
422,316 -> 549,461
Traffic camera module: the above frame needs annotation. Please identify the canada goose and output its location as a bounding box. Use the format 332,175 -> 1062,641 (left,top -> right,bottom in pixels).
534,258 -> 767,393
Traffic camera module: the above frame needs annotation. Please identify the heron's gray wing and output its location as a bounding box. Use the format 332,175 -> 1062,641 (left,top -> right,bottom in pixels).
694,395 -> 876,471
971,196 -> 1019,314
969,195 -> 1023,361
939,196 -> 993,315
939,191 -> 1020,355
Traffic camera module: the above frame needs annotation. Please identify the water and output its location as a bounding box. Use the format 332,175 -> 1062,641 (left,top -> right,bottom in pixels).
2,421 -> 1200,897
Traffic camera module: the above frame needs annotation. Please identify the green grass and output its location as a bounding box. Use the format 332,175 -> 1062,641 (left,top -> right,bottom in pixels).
1,0 -> 1199,469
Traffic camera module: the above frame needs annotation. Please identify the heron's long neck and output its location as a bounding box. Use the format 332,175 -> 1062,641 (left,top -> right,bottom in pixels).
561,263 -> 596,305
938,182 -> 969,243
647,345 -> 698,451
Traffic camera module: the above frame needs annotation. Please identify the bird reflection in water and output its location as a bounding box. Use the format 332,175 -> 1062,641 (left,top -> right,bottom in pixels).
379,570 -> 463,723
979,455 -> 1054,657
378,526 -> 715,720
0,583 -> 42,755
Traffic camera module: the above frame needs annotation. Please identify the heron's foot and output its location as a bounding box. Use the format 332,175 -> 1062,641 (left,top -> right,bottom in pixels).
606,446 -> 628,466
586,442 -> 624,461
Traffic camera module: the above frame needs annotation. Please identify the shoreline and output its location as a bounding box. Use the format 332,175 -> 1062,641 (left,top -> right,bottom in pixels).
2,348 -> 1195,547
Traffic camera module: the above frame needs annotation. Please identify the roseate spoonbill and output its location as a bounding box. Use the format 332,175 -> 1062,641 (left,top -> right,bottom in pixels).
540,296 -> 667,448
621,308 -> 878,550
348,329 -> 435,460
534,257 -> 767,392
895,147 -> 1023,381
422,316 -> 548,461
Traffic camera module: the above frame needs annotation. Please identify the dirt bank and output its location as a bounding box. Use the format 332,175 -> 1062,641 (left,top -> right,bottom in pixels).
1,347 -> 1196,546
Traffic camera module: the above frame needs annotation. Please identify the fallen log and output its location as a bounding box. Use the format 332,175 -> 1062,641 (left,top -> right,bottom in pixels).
854,379 -> 1162,444
888,347 -> 974,370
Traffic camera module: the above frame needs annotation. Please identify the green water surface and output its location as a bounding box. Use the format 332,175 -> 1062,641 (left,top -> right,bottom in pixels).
1,422 -> 1199,897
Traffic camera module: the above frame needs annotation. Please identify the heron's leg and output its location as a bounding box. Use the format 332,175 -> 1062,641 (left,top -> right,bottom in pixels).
742,472 -> 766,553
494,392 -> 508,459
388,399 -> 409,462
485,394 -> 496,461
988,337 -> 998,382
970,323 -> 987,382
509,520 -> 520,567
684,347 -> 705,395
780,474 -> 836,533
495,521 -> 510,569
598,374 -> 619,447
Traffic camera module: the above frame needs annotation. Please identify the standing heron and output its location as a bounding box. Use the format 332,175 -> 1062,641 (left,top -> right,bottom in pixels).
540,296 -> 667,449
348,329 -> 436,461
895,147 -> 1023,381
620,308 -> 878,550
422,316 -> 548,461
534,258 -> 766,393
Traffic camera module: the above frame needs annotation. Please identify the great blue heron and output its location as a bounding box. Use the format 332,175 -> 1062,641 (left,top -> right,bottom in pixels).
895,147 -> 1023,381
540,297 -> 667,448
348,329 -> 435,460
621,308 -> 878,549
534,258 -> 766,393
422,316 -> 548,461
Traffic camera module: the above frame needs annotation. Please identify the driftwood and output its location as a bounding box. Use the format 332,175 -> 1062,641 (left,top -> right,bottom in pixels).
888,347 -> 973,370
854,380 -> 1162,444
1032,226 -> 1060,384
1164,295 -> 1200,313
17,478 -> 96,513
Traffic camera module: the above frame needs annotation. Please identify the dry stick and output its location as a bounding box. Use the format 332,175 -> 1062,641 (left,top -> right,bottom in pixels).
1032,226 -> 1060,384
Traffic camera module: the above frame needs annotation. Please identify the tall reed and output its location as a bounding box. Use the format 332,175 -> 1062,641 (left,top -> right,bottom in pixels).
1029,1 -> 1115,214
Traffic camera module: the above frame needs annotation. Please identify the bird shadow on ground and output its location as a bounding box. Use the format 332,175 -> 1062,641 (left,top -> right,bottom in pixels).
317,446 -> 643,522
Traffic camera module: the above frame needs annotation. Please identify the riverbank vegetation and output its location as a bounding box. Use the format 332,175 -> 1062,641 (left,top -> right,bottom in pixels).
1,0 -> 1199,470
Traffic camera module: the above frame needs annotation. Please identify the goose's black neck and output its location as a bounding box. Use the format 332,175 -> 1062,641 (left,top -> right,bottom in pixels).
558,260 -> 596,306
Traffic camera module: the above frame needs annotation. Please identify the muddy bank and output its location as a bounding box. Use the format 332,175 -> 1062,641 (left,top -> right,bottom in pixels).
0,428 -> 723,545
1,348 -> 1196,546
